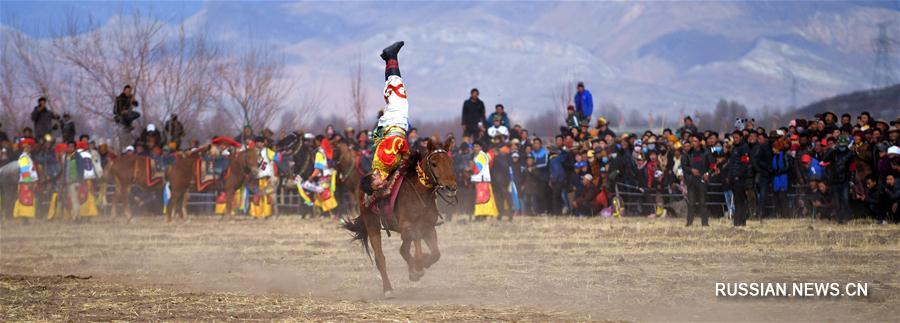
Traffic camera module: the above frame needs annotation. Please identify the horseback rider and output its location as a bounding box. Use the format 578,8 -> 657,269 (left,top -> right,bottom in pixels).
363,41 -> 408,204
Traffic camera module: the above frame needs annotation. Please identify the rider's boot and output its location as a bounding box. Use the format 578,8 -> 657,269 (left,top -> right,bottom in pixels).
381,41 -> 403,80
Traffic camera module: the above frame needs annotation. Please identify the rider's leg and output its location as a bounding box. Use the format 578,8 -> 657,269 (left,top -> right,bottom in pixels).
368,41 -> 408,200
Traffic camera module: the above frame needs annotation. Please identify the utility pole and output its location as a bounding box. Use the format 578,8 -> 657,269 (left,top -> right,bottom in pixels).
872,22 -> 898,89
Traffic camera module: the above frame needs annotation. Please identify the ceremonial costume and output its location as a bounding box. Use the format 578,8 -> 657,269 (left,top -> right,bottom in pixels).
76,141 -> 100,217
472,149 -> 498,217
250,139 -> 277,218
369,41 -> 410,198
14,139 -> 38,218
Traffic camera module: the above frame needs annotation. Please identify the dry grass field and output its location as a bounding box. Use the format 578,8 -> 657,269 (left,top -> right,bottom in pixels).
1,214 -> 898,321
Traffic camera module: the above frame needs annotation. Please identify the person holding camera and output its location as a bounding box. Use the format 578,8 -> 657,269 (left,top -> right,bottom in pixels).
31,97 -> 59,142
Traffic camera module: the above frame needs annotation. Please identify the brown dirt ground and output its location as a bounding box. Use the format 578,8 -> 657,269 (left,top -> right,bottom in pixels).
1,214 -> 898,322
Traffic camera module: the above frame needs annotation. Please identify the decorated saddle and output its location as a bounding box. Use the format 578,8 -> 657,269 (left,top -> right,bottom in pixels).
146,155 -> 174,187
197,156 -> 230,192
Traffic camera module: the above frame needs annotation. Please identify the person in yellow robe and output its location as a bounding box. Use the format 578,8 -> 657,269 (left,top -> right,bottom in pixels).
14,138 -> 38,219
250,137 -> 276,218
470,141 -> 498,218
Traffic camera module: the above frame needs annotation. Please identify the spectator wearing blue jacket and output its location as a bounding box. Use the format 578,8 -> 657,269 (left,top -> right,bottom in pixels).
574,82 -> 593,124
486,104 -> 510,128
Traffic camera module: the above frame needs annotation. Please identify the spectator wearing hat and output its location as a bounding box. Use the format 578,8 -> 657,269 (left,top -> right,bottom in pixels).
487,115 -> 510,142
821,135 -> 855,224
593,117 -> 616,139
139,124 -> 163,150
572,173 -> 600,216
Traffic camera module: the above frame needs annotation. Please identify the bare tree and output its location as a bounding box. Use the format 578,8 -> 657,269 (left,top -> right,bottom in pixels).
51,10 -> 166,141
148,24 -> 218,139
348,53 -> 368,130
0,31 -> 24,132
550,70 -> 576,112
3,18 -> 71,134
292,84 -> 325,132
217,47 -> 294,133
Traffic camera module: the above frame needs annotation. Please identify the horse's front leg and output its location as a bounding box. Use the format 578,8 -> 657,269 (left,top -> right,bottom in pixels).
422,226 -> 441,269
412,239 -> 425,280
400,238 -> 418,281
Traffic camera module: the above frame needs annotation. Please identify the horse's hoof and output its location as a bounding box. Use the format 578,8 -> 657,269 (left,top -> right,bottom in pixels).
383,290 -> 395,299
409,270 -> 424,282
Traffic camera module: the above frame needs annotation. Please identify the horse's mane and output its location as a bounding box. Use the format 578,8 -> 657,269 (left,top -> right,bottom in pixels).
404,149 -> 424,175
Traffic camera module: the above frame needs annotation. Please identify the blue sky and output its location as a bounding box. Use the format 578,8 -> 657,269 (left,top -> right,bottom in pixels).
1,1 -> 202,36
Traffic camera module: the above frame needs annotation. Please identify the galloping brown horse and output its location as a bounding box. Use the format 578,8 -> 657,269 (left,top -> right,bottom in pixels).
106,154 -> 166,220
166,146 -> 259,221
335,142 -> 363,215
343,140 -> 457,298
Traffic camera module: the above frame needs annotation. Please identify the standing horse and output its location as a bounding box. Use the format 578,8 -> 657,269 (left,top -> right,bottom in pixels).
343,140 -> 457,297
335,142 -> 363,215
166,146 -> 259,221
106,154 -> 166,220
0,161 -> 19,217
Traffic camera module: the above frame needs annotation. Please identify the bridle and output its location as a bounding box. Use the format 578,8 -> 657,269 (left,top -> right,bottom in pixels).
418,148 -> 458,205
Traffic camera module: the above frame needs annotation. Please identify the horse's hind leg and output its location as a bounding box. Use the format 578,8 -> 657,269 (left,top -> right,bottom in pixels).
367,212 -> 393,297
180,192 -> 189,221
124,185 -> 134,221
422,227 -> 441,269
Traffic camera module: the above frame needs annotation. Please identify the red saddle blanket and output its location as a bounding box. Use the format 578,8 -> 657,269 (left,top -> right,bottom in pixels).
373,170 -> 405,229
146,158 -> 165,187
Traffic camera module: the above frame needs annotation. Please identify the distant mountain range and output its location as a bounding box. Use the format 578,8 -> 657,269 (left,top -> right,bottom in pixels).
4,1 -> 899,122
793,83 -> 900,119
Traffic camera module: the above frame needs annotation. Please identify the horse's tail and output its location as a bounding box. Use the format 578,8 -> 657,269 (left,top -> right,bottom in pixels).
342,214 -> 371,259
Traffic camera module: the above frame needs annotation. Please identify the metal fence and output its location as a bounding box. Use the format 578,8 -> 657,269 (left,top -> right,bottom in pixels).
613,182 -> 816,218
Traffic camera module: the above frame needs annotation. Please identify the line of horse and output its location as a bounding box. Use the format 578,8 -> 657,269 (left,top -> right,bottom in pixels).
0,138 -> 364,222
0,137 -> 461,298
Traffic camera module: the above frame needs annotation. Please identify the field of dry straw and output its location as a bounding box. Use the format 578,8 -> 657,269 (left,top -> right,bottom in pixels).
1,214 -> 898,321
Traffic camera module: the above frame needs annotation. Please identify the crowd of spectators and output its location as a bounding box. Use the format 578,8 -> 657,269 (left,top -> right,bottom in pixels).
454,83 -> 900,226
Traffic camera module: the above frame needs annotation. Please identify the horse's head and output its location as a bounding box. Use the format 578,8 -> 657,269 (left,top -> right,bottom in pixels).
236,146 -> 260,179
423,140 -> 457,197
276,132 -> 302,154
